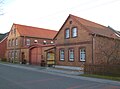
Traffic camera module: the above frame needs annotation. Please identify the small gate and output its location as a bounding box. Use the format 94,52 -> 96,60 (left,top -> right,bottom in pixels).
47,52 -> 55,67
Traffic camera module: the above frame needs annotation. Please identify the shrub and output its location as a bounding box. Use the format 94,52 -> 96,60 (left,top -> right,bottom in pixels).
1,58 -> 7,62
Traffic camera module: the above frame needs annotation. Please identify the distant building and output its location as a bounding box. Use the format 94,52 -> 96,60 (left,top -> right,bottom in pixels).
0,33 -> 8,60
6,23 -> 57,64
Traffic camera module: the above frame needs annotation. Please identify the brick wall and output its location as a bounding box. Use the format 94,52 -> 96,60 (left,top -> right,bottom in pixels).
0,37 -> 7,59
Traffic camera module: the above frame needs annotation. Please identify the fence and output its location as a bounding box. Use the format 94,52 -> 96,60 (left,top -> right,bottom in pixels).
84,64 -> 120,77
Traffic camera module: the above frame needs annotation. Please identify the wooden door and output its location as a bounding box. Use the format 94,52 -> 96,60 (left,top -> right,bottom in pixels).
30,48 -> 38,65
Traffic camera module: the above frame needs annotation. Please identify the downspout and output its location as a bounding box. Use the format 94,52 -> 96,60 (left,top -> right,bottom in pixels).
92,33 -> 96,64
54,46 -> 56,67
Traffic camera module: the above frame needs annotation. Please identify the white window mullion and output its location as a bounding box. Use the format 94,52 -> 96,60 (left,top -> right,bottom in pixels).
80,48 -> 86,61
60,49 -> 64,61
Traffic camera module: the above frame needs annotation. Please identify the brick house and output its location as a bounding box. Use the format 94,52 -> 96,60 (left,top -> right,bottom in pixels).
6,23 -> 57,64
0,33 -> 8,60
53,14 -> 120,68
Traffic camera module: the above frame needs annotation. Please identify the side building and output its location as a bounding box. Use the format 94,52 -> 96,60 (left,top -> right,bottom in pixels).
0,33 -> 8,60
6,23 -> 57,64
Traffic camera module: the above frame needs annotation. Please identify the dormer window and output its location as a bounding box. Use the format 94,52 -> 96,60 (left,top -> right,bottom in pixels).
72,27 -> 77,38
65,28 -> 70,39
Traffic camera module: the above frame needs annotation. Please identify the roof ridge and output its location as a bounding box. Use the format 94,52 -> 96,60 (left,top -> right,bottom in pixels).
13,23 -> 57,32
69,14 -> 108,29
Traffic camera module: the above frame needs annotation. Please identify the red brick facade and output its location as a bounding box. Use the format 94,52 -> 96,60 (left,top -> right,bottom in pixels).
0,36 -> 7,59
1,14 -> 120,67
54,14 -> 120,67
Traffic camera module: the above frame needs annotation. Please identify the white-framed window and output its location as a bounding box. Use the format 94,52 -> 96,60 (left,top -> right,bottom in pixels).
15,38 -> 18,46
12,51 -> 14,59
8,40 -> 11,47
80,48 -> 86,61
14,28 -> 16,34
8,51 -> 11,58
60,49 -> 65,61
69,49 -> 74,61
15,51 -> 18,59
26,39 -> 30,46
72,27 -> 77,37
12,39 -> 14,46
65,28 -> 70,38
11,29 -> 13,35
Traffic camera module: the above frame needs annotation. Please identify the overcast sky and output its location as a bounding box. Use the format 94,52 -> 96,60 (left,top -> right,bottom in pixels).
0,0 -> 120,33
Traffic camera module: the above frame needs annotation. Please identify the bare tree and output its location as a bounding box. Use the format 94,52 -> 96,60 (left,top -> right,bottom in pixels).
0,0 -> 4,15
95,37 -> 120,64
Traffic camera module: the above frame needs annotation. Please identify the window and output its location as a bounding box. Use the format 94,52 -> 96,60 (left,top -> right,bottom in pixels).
11,29 -> 13,35
60,49 -> 64,61
12,51 -> 14,59
14,28 -> 16,34
69,49 -> 74,61
15,38 -> 18,46
80,48 -> 86,61
65,28 -> 70,38
8,40 -> 11,47
12,39 -> 14,46
8,51 -> 11,58
72,27 -> 77,37
15,51 -> 18,59
26,39 -> 30,46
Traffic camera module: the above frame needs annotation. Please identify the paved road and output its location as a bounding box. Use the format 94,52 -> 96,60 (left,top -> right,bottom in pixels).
0,63 -> 120,89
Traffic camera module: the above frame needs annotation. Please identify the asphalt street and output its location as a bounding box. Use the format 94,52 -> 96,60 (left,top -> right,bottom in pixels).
0,63 -> 120,89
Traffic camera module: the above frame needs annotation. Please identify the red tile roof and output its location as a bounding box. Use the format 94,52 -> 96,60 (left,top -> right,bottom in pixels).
14,23 -> 57,39
70,14 -> 119,38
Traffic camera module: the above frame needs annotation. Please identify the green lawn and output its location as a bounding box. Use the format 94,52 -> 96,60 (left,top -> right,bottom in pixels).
80,74 -> 120,81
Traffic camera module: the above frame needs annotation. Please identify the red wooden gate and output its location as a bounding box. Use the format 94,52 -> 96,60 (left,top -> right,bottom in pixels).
30,48 -> 41,65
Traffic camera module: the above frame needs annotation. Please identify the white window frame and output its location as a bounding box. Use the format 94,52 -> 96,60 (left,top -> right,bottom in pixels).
14,28 -> 16,34
12,51 -> 14,59
69,49 -> 74,61
65,28 -> 70,38
8,51 -> 11,58
15,51 -> 18,59
72,27 -> 77,37
15,38 -> 18,46
26,39 -> 30,46
80,48 -> 86,61
60,49 -> 65,61
12,39 -> 14,46
8,40 -> 11,47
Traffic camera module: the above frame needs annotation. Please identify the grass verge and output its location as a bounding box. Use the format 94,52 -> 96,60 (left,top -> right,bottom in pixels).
80,74 -> 120,81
